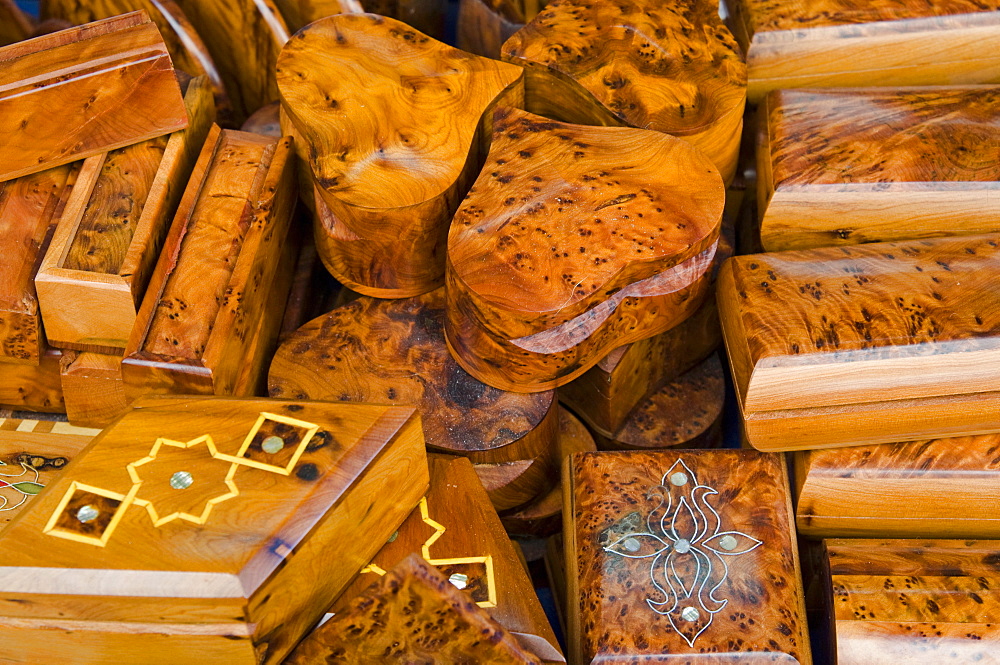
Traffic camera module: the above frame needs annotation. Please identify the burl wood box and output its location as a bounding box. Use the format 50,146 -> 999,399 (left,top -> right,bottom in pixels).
757,86 -> 1000,252
728,0 -> 1000,103
821,539 -> 1000,664
565,449 -> 811,663
0,395 -> 428,665
719,233 -> 1000,451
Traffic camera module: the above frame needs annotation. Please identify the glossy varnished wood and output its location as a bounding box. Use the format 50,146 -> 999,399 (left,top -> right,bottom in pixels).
824,538 -> 1000,664
277,14 -> 524,297
566,450 -> 810,664
729,0 -> 1000,102
36,77 -> 216,353
447,107 -> 723,392
0,349 -> 65,412
758,86 -> 1000,252
456,0 -> 532,58
270,0 -> 362,32
0,396 -> 428,665
719,234 -> 1000,450
60,351 -> 128,429
502,0 -> 747,183
0,13 -> 188,183
286,555 -> 542,664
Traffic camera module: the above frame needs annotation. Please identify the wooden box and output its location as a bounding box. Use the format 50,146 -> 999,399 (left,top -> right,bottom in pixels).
0,348 -> 65,412
822,538 -> 1000,664
0,12 -> 188,183
757,86 -> 1000,252
0,395 -> 429,665
796,434 -> 1000,538
565,449 -> 811,664
122,125 -> 296,400
36,76 -> 216,353
729,0 -> 1000,103
718,233 -> 1000,451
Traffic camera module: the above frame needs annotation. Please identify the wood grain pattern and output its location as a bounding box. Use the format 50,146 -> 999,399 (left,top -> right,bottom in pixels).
240,102 -> 281,137
718,233 -> 1000,451
122,126 -> 296,400
0,163 -> 79,365
328,455 -> 564,662
758,86 -> 1000,252
501,0 -> 747,183
286,554 -> 542,664
824,538 -> 1000,665
0,395 -> 428,665
271,0 -> 362,32
729,0 -> 1000,102
269,288 -> 559,510
0,349 -> 64,412
447,107 -> 723,392
796,434 -> 1000,538
0,13 -> 188,183
0,0 -> 33,46
456,0 -> 530,59
59,351 -> 128,429
566,450 -> 810,664
39,0 -> 231,121
277,14 -> 524,297
35,77 -> 216,353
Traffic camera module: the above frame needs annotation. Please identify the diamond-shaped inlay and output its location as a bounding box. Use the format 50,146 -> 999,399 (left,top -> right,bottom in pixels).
42,481 -> 139,547
214,412 -> 320,476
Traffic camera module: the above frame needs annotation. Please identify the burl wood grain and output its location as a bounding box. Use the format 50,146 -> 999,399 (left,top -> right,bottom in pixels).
729,0 -> 1000,102
269,288 -> 559,509
502,0 -> 747,183
0,163 -> 78,365
825,538 -> 1000,665
796,433 -> 1000,538
286,554 -> 542,664
277,14 -> 524,297
447,107 -> 723,392
0,349 -> 64,412
567,450 -> 810,664
718,234 -> 1000,450
758,86 -> 1000,252
0,396 -> 428,665
0,13 -> 188,183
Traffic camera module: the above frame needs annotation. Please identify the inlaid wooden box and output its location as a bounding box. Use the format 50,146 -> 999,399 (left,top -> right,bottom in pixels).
0,395 -> 428,665
757,86 -> 1000,252
728,0 -> 1000,103
565,449 -> 811,664
718,233 -> 1000,451
822,538 -> 1000,664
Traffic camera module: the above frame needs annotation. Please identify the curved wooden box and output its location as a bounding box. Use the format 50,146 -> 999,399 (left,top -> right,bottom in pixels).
729,0 -> 1000,103
719,233 -> 1000,451
277,14 -> 524,297
457,0 -> 529,58
501,0 -> 746,183
447,107 -> 723,392
758,86 -> 1000,252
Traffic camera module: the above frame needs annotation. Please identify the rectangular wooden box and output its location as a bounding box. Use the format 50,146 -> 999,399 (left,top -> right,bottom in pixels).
728,0 -> 1000,103
0,12 -> 188,183
795,434 -> 1000,539
35,76 -> 216,353
565,449 -> 811,664
757,86 -> 1000,252
122,125 -> 297,400
0,348 -> 65,412
718,233 -> 1000,451
822,538 -> 1000,665
0,395 -> 429,665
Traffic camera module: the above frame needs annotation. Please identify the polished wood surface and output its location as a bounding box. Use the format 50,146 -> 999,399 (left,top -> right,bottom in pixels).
0,163 -> 79,365
277,14 -> 524,297
123,126 -> 296,400
0,349 -> 65,412
39,0 -> 230,120
0,0 -> 33,46
758,86 -> 1000,252
0,13 -> 188,183
719,233 -> 1000,450
36,77 -> 216,353
0,395 -> 428,665
825,538 -> 1000,665
60,351 -> 128,429
240,102 -> 281,137
729,0 -> 1000,102
271,0 -> 362,32
566,450 -> 810,664
269,288 -> 559,510
286,554 -> 542,664
797,434 -> 1000,538
456,0 -> 531,58
328,455 -> 564,662
447,107 -> 723,392
502,0 -> 747,183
